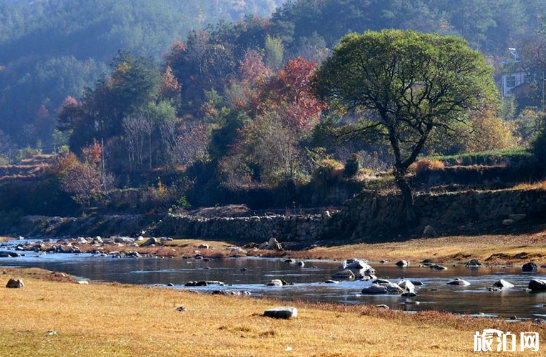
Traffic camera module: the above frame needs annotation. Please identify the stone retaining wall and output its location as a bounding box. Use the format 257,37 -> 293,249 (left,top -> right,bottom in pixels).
339,189 -> 546,240
10,189 -> 546,244
157,213 -> 331,242
157,188 -> 546,243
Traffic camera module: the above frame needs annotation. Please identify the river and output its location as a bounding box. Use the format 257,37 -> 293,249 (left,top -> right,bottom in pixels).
1,243 -> 546,320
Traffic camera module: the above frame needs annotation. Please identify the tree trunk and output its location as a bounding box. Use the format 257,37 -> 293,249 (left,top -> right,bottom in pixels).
394,171 -> 417,224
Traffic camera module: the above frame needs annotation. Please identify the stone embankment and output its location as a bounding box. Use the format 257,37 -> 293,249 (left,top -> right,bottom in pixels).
156,212 -> 332,242
158,188 -> 546,242
6,188 -> 546,244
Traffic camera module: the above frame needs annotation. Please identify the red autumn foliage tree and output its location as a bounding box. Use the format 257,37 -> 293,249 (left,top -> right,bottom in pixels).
261,57 -> 327,132
161,65 -> 182,99
228,50 -> 271,110
240,50 -> 271,86
81,139 -> 102,166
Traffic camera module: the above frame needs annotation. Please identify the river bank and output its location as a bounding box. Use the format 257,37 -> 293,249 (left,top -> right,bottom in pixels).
1,267 -> 544,357
291,229 -> 546,265
3,229 -> 546,266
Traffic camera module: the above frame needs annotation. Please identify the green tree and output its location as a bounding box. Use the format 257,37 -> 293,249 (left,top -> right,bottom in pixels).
265,35 -> 284,71
314,30 -> 497,222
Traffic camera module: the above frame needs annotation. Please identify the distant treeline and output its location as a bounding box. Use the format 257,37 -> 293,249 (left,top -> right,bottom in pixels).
0,0 -> 544,147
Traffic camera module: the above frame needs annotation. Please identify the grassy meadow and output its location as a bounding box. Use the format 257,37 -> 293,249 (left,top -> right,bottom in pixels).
0,268 -> 544,357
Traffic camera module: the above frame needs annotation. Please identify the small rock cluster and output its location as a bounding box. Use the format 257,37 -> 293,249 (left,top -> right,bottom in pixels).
0,236 -> 176,259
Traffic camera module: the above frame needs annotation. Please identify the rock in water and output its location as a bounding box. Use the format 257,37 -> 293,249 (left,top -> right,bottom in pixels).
492,279 -> 514,289
361,284 -> 389,295
185,281 -> 208,287
0,251 -> 21,258
362,281 -> 404,295
395,260 -> 409,267
522,262 -> 538,272
529,279 -> 546,292
466,259 -> 482,267
211,290 -> 251,296
6,279 -> 24,288
264,307 -> 297,319
266,279 -> 284,287
397,280 -> 415,293
331,269 -> 355,280
447,278 -> 470,286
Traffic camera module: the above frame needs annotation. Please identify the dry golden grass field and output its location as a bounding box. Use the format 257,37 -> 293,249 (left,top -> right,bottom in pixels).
0,268 -> 544,357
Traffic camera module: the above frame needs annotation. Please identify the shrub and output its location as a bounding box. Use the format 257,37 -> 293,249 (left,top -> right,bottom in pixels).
409,159 -> 445,175
344,154 -> 360,177
313,159 -> 343,182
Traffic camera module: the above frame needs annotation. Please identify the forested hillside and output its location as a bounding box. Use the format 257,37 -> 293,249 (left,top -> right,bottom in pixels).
0,0 -> 287,146
3,0 -> 546,215
2,0 -> 545,149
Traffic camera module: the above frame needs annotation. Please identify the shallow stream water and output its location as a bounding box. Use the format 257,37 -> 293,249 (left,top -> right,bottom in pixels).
1,241 -> 546,319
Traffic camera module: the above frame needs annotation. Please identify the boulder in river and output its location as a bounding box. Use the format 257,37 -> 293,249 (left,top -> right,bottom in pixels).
266,279 -> 284,287
397,280 -> 416,293
492,279 -> 514,289
529,279 -> 546,292
362,282 -> 404,295
331,269 -> 355,280
361,284 -> 389,295
522,262 -> 538,272
447,278 -> 470,286
264,307 -> 298,319
0,251 -> 21,258
185,281 -> 225,287
395,260 -> 409,267
346,259 -> 369,270
345,259 -> 375,277
6,279 -> 24,288
465,259 -> 482,267
430,264 -> 448,271
212,290 -> 251,296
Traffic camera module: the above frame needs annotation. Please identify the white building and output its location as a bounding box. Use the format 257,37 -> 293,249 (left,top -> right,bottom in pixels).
501,70 -> 527,97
